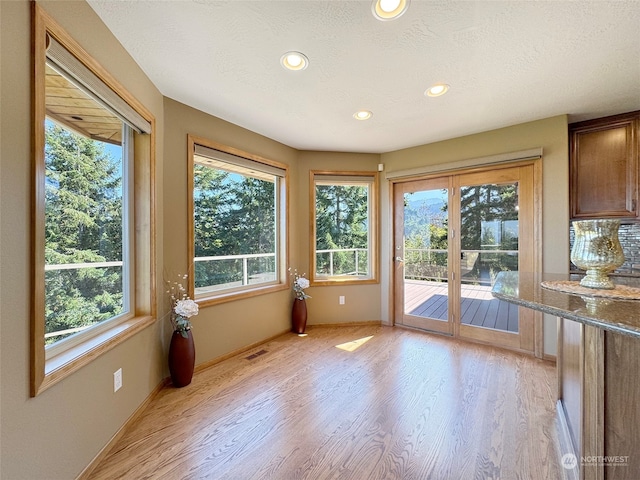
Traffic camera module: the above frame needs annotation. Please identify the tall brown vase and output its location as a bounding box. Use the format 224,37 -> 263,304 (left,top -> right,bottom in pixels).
291,298 -> 307,334
168,330 -> 195,387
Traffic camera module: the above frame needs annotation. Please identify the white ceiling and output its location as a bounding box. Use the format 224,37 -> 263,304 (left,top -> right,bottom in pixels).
87,0 -> 640,154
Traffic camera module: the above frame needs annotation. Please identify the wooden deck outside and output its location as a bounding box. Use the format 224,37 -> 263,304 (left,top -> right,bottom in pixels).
405,279 -> 519,333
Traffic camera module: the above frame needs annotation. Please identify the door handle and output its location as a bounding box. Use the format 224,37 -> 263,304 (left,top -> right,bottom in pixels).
396,257 -> 404,262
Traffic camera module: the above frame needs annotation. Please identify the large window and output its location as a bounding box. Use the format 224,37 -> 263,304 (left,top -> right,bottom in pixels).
44,116 -> 132,351
188,137 -> 288,304
311,171 -> 379,284
32,6 -> 155,396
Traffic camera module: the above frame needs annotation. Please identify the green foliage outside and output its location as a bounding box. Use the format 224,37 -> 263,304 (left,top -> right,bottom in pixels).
403,192 -> 449,281
403,183 -> 519,284
46,126 -> 522,344
45,123 -> 124,344
460,184 -> 518,250
193,165 -> 276,289
194,175 -> 371,287
460,184 -> 519,284
315,184 -> 369,276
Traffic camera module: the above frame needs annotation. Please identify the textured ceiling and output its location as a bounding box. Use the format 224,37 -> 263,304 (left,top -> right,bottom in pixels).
87,0 -> 640,154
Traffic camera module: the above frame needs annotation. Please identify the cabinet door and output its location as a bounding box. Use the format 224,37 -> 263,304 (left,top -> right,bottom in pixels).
570,114 -> 638,219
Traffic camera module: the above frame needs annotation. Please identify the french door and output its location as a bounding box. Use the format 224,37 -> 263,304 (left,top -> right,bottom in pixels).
393,164 -> 538,352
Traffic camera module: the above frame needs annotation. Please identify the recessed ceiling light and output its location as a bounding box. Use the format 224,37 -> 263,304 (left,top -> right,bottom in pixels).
280,51 -> 309,71
372,0 -> 409,21
425,84 -> 450,97
353,110 -> 373,121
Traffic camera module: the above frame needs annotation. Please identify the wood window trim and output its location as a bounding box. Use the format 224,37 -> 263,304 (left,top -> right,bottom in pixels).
187,134 -> 290,307
31,4 -> 156,396
309,170 -> 380,286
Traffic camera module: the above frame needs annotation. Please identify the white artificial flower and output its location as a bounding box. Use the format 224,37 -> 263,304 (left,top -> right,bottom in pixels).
175,299 -> 199,318
296,277 -> 310,290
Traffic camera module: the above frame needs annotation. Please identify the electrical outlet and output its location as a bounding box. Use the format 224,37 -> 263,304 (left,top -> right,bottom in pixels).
339,295 -> 345,305
114,368 -> 123,392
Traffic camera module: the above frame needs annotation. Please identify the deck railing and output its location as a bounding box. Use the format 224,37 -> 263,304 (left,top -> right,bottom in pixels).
46,248 -> 371,338
44,260 -> 123,271
194,252 -> 276,287
404,248 -> 518,257
44,261 -> 124,339
193,248 -> 369,294
316,248 -> 368,276
403,248 -> 518,282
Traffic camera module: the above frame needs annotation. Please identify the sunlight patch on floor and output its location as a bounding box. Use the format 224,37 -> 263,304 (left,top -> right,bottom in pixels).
335,335 -> 374,352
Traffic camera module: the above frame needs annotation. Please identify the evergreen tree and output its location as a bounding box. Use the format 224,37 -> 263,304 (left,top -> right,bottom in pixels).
460,183 -> 518,249
315,184 -> 369,275
193,165 -> 230,256
401,184 -> 519,282
44,123 -> 124,342
403,191 -> 448,280
193,168 -> 277,287
459,183 -> 519,281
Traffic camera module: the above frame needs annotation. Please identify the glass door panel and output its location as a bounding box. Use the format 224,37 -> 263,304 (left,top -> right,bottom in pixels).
459,182 -> 520,333
394,177 -> 453,335
404,188 -> 449,320
455,166 -> 535,352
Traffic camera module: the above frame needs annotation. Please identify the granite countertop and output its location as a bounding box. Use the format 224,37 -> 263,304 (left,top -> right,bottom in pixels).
492,271 -> 640,338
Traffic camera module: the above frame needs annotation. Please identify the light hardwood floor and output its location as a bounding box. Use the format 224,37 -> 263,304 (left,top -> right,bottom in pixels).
89,325 -> 561,480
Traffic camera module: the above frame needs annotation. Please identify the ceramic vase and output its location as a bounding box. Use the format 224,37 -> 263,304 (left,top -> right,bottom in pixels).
168,330 -> 195,387
291,298 -> 307,334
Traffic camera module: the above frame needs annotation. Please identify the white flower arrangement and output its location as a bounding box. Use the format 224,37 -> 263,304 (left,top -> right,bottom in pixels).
166,274 -> 199,338
289,268 -> 311,300
175,299 -> 199,318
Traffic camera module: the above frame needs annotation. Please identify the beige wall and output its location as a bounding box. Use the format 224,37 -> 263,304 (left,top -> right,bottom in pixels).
297,152 -> 382,324
379,115 -> 570,355
0,2 -> 165,479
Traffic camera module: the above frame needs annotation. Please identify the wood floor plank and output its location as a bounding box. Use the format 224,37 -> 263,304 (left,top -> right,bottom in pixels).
88,326 -> 561,480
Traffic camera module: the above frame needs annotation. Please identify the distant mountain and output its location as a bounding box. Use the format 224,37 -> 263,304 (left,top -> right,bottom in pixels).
406,196 -> 445,211
404,196 -> 447,238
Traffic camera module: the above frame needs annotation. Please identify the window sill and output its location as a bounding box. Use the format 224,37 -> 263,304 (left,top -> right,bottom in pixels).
196,283 -> 288,308
311,277 -> 379,287
36,315 -> 156,396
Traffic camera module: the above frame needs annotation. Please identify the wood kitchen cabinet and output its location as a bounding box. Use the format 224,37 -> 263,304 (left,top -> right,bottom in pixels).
570,111 -> 639,219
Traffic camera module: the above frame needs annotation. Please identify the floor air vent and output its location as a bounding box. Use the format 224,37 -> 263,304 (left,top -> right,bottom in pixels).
245,349 -> 267,360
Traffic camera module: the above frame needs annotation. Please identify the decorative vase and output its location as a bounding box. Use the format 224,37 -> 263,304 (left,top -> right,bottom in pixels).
168,330 -> 195,387
291,298 -> 307,334
571,219 -> 625,289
